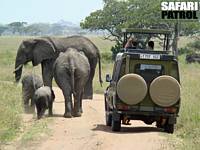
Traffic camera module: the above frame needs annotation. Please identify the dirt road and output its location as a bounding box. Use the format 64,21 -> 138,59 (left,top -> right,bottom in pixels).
34,87 -> 168,150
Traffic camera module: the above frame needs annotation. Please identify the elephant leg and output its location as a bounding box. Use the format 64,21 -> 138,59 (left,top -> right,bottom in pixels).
36,105 -> 42,119
73,77 -> 86,117
22,90 -> 32,113
64,95 -> 73,118
54,66 -> 73,118
30,92 -> 35,107
73,91 -> 82,117
29,96 -> 36,113
48,100 -> 53,116
41,59 -> 54,87
30,98 -> 35,106
83,67 -> 95,99
80,92 -> 83,113
22,87 -> 30,105
61,87 -> 73,118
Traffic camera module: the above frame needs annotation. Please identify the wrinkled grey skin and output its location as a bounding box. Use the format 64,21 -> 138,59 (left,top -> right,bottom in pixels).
53,48 -> 90,118
14,36 -> 102,99
33,86 -> 55,119
21,74 -> 43,113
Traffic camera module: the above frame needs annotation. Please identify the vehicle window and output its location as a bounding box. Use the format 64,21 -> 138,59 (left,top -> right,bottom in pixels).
135,64 -> 164,84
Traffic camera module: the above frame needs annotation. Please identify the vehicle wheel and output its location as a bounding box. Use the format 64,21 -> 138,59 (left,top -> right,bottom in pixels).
105,101 -> 112,126
144,119 -> 154,125
111,119 -> 121,131
156,121 -> 162,128
106,112 -> 112,126
164,123 -> 174,134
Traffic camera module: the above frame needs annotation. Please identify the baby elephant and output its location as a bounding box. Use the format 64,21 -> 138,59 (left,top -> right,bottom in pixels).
33,86 -> 55,119
22,74 -> 43,113
53,48 -> 90,118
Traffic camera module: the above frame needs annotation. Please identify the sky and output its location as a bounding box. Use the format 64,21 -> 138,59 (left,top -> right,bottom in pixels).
0,0 -> 103,24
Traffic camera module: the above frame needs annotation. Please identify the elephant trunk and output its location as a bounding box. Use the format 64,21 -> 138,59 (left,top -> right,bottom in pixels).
14,63 -> 23,82
14,49 -> 26,82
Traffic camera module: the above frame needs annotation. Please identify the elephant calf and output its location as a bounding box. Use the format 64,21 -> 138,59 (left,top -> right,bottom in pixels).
53,48 -> 90,118
33,86 -> 55,119
22,74 -> 43,113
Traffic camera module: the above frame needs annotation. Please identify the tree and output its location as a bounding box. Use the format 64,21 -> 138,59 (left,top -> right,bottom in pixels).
24,23 -> 51,36
81,0 -> 200,55
8,22 -> 27,35
0,25 -> 8,36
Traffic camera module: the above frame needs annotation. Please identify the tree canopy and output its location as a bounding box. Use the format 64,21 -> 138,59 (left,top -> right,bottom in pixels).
81,0 -> 200,52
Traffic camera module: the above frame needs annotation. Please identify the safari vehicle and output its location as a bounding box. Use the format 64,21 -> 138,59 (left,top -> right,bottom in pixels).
104,28 -> 181,133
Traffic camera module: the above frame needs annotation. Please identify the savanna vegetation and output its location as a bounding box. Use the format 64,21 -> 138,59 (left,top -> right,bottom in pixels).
0,36 -> 199,150
0,1 -> 200,149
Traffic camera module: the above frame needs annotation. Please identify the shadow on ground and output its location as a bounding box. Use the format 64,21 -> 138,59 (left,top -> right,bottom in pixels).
92,124 -> 163,134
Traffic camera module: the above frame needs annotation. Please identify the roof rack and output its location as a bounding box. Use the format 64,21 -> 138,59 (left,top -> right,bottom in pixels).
121,28 -> 171,35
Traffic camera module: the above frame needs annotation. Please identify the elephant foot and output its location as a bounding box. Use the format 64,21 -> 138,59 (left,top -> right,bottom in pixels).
48,112 -> 53,117
64,112 -> 72,118
73,112 -> 82,117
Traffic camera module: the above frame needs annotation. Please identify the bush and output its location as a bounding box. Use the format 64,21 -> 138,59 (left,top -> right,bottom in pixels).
187,40 -> 200,52
111,41 -> 122,60
179,40 -> 200,55
101,52 -> 112,63
178,47 -> 192,55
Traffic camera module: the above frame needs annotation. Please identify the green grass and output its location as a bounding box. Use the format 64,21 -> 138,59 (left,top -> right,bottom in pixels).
169,55 -> 200,150
0,82 -> 22,142
20,118 -> 52,147
0,36 -> 200,150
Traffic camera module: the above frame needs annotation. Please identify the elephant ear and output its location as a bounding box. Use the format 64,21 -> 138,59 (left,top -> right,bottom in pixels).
32,38 -> 57,66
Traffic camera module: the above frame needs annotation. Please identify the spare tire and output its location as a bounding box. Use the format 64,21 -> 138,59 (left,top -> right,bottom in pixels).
150,75 -> 180,107
117,74 -> 147,105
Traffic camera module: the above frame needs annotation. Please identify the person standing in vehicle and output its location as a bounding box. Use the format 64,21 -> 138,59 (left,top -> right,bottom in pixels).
148,41 -> 154,50
124,37 -> 138,49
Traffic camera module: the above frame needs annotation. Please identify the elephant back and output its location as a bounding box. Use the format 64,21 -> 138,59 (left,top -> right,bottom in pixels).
50,36 -> 100,60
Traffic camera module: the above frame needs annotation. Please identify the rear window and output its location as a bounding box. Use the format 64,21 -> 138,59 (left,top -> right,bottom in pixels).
135,64 -> 164,83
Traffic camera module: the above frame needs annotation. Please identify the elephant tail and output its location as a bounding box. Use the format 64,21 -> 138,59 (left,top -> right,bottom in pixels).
98,53 -> 103,87
71,68 -> 75,95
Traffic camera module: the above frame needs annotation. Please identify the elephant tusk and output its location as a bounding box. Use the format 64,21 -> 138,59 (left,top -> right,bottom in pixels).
13,64 -> 23,73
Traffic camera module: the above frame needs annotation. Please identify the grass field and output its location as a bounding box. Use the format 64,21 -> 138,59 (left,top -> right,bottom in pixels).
171,55 -> 200,149
0,36 -> 199,149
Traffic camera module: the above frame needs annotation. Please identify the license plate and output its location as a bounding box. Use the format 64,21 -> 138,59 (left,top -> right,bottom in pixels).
140,54 -> 160,60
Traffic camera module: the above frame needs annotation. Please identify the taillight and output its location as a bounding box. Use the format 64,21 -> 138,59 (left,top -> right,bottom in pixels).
164,107 -> 177,113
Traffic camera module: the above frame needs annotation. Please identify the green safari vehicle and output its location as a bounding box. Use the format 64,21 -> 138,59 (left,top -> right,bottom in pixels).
104,28 -> 181,133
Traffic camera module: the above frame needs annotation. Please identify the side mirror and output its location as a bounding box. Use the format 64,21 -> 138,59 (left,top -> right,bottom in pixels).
106,74 -> 112,82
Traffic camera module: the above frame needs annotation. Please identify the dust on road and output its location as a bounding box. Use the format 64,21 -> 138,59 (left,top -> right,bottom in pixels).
34,87 -> 169,150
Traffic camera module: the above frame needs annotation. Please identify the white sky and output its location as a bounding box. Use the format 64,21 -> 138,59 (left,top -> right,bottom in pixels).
0,0 -> 103,24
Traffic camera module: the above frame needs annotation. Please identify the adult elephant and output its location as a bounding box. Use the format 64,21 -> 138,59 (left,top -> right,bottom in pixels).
14,36 -> 102,99
53,48 -> 90,117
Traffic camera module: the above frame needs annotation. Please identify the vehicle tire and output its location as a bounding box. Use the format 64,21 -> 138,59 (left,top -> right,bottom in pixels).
164,123 -> 174,134
105,100 -> 112,126
111,119 -> 121,131
143,119 -> 154,125
106,112 -> 112,126
156,121 -> 162,128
